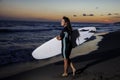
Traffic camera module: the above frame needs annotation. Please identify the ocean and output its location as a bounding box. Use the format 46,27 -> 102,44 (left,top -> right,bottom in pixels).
0,20 -> 120,66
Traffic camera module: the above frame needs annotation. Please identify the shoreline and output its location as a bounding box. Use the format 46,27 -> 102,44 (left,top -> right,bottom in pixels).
1,31 -> 120,80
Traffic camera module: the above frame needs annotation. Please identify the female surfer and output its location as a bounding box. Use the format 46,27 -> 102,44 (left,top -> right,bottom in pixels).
56,16 -> 76,77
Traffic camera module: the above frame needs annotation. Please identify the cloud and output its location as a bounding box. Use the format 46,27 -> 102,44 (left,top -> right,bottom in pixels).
114,13 -> 119,15
82,13 -> 94,16
108,13 -> 112,16
107,13 -> 120,18
73,15 -> 77,17
83,14 -> 87,16
89,14 -> 94,16
107,13 -> 119,16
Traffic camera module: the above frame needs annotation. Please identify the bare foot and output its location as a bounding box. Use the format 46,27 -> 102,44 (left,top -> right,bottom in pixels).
72,68 -> 76,76
62,73 -> 68,77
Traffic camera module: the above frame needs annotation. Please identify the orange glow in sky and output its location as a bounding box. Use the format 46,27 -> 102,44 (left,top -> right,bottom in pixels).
0,0 -> 120,23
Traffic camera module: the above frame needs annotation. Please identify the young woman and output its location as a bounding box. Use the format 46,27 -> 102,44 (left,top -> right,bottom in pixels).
56,16 -> 76,77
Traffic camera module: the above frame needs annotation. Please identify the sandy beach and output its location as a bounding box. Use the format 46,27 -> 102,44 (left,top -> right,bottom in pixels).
0,31 -> 120,80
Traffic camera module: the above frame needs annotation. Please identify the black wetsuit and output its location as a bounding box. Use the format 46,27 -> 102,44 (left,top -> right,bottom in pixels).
60,27 -> 72,59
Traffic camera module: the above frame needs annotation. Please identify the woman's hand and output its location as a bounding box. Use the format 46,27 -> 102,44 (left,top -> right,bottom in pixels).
56,35 -> 61,40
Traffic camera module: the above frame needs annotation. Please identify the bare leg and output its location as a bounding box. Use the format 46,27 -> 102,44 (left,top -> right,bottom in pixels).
62,59 -> 68,77
68,58 -> 76,76
70,62 -> 76,76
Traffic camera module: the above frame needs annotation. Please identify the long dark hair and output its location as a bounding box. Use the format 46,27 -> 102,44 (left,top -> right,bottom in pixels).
63,16 -> 73,33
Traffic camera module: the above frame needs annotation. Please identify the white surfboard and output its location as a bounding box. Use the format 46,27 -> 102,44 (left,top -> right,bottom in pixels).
32,27 -> 96,59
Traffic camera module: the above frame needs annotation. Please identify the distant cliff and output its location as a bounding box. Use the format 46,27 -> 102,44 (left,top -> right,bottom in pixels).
114,22 -> 120,26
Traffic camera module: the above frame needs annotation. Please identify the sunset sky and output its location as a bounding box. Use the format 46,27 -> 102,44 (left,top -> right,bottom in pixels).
0,0 -> 120,23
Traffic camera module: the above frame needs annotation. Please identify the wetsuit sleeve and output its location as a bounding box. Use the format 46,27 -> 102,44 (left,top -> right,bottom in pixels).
60,30 -> 64,40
